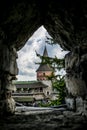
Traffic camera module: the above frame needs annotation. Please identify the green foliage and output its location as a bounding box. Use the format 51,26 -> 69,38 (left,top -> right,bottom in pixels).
14,96 -> 34,102
36,53 -> 66,106
52,76 -> 66,105
48,56 -> 66,105
39,99 -> 63,107
45,37 -> 57,45
36,38 -> 66,106
50,99 -> 61,106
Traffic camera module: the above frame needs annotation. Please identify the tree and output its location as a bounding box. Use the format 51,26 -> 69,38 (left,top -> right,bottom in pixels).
36,44 -> 66,106
45,56 -> 66,105
36,37 -> 66,105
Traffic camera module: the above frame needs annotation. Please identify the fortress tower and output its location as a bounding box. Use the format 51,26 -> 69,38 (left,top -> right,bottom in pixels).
36,46 -> 53,81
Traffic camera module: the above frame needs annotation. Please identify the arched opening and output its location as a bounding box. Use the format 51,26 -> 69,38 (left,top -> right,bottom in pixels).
0,2 -> 87,129
16,25 -> 68,81
12,25 -> 68,109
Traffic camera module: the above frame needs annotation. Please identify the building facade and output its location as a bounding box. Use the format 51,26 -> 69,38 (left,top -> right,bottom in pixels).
13,46 -> 58,103
36,46 -> 53,81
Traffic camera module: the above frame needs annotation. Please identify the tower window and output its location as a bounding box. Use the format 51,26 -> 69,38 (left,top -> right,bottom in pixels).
47,91 -> 49,95
43,73 -> 45,76
40,87 -> 43,92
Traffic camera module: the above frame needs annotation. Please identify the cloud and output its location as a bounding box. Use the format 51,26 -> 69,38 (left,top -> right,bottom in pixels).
51,44 -> 68,59
17,74 -> 36,81
17,26 -> 68,81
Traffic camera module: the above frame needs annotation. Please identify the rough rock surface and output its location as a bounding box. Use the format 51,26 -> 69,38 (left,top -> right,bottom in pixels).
0,0 -> 87,114
65,45 -> 87,97
0,0 -> 87,50
0,110 -> 87,130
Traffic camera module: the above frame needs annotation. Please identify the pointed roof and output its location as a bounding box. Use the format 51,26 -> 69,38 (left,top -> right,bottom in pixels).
36,64 -> 53,72
14,81 -> 48,88
43,46 -> 48,57
36,46 -> 53,72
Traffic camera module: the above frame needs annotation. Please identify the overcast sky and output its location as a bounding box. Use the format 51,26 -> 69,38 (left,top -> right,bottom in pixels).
16,26 -> 68,81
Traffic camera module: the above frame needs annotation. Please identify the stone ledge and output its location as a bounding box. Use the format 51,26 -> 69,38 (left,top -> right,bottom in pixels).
0,110 -> 87,130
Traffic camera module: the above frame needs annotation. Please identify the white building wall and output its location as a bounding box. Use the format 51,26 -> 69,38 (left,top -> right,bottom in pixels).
41,80 -> 53,97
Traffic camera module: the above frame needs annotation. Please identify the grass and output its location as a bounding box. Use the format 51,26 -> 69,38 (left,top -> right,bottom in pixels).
13,96 -> 34,102
13,80 -> 38,85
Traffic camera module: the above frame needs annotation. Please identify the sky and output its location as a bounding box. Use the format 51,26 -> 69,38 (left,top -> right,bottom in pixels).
16,26 -> 68,81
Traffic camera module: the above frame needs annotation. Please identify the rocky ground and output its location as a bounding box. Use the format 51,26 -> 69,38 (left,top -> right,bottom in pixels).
0,109 -> 87,130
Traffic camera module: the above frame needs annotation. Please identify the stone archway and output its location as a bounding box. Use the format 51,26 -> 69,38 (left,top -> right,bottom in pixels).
0,0 -> 87,115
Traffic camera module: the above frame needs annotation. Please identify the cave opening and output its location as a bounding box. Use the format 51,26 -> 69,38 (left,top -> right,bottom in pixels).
16,25 -> 68,81
0,1 -> 87,129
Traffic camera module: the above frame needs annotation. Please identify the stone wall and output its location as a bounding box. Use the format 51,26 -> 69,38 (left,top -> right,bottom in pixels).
0,44 -> 18,115
0,0 -> 87,115
65,45 -> 87,114
0,109 -> 87,130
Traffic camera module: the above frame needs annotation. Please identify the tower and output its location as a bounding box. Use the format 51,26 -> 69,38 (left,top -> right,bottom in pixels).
36,46 -> 53,81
